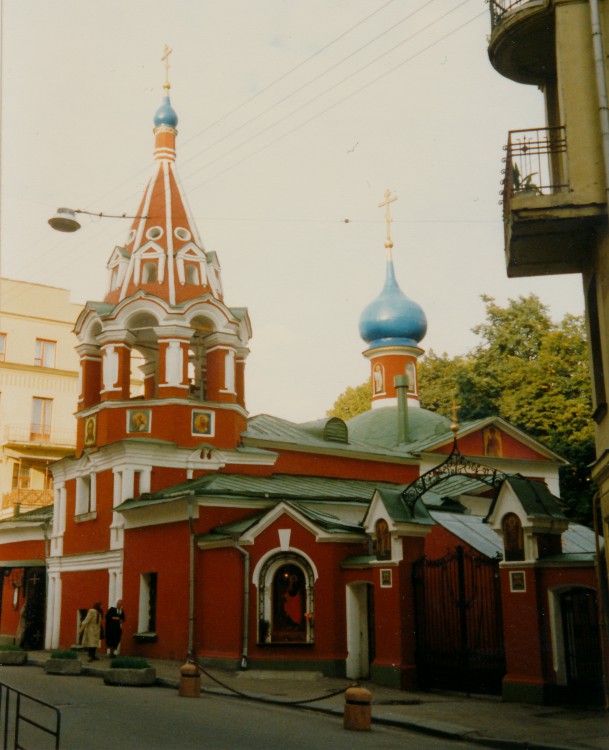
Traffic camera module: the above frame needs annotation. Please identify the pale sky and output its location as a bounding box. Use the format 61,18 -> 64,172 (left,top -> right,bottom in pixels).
0,0 -> 585,422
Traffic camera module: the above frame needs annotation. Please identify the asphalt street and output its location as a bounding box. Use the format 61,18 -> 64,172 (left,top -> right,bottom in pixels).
0,666 -> 496,750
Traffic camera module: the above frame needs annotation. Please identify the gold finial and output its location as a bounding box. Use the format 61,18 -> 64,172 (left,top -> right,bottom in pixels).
450,399 -> 460,435
161,45 -> 173,90
378,189 -> 398,249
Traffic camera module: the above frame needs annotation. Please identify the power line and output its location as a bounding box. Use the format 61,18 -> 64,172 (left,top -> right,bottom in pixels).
186,9 -> 486,195
2,4 -> 486,304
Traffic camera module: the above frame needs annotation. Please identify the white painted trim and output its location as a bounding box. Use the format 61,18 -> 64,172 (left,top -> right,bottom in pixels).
252,546 -> 319,585
47,549 -> 123,573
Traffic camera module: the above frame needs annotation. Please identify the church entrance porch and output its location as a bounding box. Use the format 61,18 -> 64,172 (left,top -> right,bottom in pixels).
413,546 -> 505,695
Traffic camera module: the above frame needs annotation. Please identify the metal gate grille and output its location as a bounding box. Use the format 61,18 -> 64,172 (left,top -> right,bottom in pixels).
413,546 -> 505,695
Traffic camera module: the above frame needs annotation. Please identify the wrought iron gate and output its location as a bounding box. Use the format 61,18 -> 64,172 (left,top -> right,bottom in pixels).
413,546 -> 505,695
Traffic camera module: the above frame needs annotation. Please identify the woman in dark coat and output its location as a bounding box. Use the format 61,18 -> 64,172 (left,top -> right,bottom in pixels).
105,599 -> 125,657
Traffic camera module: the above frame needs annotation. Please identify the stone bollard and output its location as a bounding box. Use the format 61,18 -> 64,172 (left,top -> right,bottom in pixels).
343,684 -> 372,731
179,661 -> 201,698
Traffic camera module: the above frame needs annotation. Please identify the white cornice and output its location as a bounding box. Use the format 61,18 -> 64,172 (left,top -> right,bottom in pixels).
47,549 -> 123,573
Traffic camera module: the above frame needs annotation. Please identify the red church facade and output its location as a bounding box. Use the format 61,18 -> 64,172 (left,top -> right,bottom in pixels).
0,72 -> 603,705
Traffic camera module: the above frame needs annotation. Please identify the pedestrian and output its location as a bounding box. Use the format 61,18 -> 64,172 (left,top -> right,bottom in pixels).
80,602 -> 103,662
105,599 -> 125,657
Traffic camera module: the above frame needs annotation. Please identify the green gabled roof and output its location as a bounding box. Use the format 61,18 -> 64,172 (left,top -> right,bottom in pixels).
199,501 -> 365,543
493,475 -> 567,521
408,416 -> 565,462
117,472 -> 403,512
373,487 -> 435,525
289,502 -> 365,534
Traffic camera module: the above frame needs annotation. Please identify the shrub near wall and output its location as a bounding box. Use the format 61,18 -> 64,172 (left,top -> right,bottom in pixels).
0,645 -> 26,665
104,656 -> 156,686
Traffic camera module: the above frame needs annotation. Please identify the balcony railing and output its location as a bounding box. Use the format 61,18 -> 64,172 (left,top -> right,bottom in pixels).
1,488 -> 53,510
2,424 -> 76,448
501,126 -> 568,219
489,0 -> 536,29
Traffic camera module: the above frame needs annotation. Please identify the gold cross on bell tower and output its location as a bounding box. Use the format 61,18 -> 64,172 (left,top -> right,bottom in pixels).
161,45 -> 173,91
378,189 -> 398,249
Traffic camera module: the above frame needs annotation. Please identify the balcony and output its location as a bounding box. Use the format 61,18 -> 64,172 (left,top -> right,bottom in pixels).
1,488 -> 53,514
2,424 -> 76,453
488,0 -> 555,84
501,127 -> 603,278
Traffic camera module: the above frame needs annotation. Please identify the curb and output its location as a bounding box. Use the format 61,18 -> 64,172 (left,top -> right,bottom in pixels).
22,659 -> 598,750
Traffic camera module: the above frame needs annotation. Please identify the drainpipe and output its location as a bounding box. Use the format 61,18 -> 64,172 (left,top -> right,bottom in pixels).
395,374 -> 409,445
233,539 -> 250,669
590,0 -> 609,210
187,499 -> 196,659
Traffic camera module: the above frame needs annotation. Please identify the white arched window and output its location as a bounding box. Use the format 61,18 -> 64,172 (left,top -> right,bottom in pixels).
257,554 -> 314,645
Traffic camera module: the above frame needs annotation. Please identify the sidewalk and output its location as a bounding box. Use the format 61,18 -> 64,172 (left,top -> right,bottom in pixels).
28,652 -> 609,750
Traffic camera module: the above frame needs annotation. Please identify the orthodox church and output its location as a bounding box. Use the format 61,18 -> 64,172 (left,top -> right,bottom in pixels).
0,67 -> 601,705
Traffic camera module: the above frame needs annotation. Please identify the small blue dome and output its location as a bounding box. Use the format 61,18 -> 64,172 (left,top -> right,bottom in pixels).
153,95 -> 178,129
359,255 -> 427,348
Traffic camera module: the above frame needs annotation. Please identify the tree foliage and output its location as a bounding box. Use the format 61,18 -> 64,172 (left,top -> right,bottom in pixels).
329,295 -> 595,523
327,380 -> 371,420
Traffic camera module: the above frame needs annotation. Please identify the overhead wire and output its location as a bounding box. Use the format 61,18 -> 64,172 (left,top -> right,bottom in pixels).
184,8 -> 486,195
2,0 -> 404,280
2,2 -> 486,306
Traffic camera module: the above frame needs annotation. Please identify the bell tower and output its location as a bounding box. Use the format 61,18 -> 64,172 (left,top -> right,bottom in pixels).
73,51 -> 251,454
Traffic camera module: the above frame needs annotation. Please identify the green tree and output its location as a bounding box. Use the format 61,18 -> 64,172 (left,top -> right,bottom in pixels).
327,380 -> 371,419
329,295 -> 595,523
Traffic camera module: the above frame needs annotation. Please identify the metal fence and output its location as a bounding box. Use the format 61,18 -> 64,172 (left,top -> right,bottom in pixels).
501,126 -> 568,217
0,683 -> 60,750
489,0 -> 536,29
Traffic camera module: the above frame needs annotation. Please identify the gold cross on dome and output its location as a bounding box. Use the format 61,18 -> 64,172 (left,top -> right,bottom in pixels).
161,45 -> 173,90
378,189 -> 398,248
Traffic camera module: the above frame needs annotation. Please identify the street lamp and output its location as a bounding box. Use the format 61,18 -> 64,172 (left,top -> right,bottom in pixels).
48,207 -> 147,233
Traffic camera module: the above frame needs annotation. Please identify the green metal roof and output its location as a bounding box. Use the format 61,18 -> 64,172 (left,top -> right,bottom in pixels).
347,406 -> 451,451
117,472 -> 403,512
243,413 -> 414,457
373,487 -> 435,526
488,475 -> 567,521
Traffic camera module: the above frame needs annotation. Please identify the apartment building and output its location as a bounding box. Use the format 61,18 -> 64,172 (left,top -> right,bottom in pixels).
0,279 -> 80,519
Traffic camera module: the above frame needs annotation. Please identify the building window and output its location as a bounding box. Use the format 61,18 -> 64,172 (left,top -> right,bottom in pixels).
257,554 -> 314,645
0,333 -> 6,362
142,262 -> 157,284
34,339 -> 56,368
138,572 -> 158,633
75,475 -> 93,515
30,398 -> 52,440
502,513 -> 525,562
185,264 -> 198,284
375,519 -> 391,560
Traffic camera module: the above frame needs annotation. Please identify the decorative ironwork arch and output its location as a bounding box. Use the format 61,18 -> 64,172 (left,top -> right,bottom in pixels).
402,436 -> 508,511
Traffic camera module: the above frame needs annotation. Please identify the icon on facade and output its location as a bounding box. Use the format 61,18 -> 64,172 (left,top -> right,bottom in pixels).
484,426 -> 503,457
192,409 -> 214,436
127,409 -> 151,433
84,415 -> 97,446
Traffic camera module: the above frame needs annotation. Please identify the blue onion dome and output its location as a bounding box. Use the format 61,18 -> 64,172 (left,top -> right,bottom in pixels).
359,254 -> 427,348
153,94 -> 178,129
